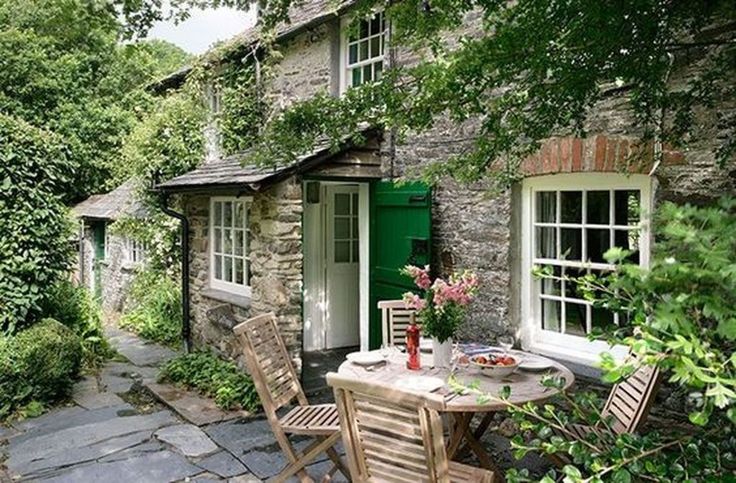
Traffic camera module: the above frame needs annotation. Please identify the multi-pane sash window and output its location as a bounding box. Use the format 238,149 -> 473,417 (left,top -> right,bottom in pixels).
333,192 -> 359,263
343,12 -> 386,90
126,238 -> 147,264
533,187 -> 644,337
210,197 -> 251,295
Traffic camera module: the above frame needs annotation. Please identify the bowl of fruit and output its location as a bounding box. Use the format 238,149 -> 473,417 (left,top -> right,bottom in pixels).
470,352 -> 520,378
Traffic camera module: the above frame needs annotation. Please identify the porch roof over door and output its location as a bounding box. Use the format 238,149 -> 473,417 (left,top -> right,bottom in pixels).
156,131 -> 383,193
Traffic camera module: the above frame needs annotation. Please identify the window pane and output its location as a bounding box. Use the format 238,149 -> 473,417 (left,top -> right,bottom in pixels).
587,228 -> 610,263
359,19 -> 369,37
591,307 -> 616,332
349,43 -> 358,64
234,230 -> 243,256
214,228 -> 222,253
352,217 -> 359,238
224,229 -> 233,254
565,302 -> 587,336
335,241 -> 350,263
244,260 -> 250,286
560,191 -> 582,223
363,64 -> 372,82
560,228 -> 582,261
351,68 -> 362,86
223,202 -> 232,227
587,191 -> 610,224
335,193 -> 350,215
234,201 -> 244,228
564,267 -> 586,301
614,230 -> 640,263
541,299 -> 561,332
214,202 -> 222,227
352,193 -> 359,215
535,191 -> 556,223
370,36 -> 380,58
335,217 -> 350,239
370,14 -> 382,35
224,256 -> 233,282
359,40 -> 369,61
535,227 -> 556,258
214,255 -> 222,279
615,190 -> 640,225
540,266 -> 561,296
352,240 -> 359,263
234,259 -> 243,285
374,61 -> 383,79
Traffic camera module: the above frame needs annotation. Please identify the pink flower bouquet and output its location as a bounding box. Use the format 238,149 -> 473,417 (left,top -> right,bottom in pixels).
401,265 -> 479,343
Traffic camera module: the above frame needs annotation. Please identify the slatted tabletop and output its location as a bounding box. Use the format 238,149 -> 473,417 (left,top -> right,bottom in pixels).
337,349 -> 575,412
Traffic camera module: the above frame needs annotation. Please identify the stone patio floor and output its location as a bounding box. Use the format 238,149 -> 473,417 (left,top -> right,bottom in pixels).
0,325 -> 551,482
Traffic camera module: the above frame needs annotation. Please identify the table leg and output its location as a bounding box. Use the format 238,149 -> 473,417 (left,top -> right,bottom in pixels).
448,412 -> 505,482
457,412 -> 494,459
447,412 -> 473,459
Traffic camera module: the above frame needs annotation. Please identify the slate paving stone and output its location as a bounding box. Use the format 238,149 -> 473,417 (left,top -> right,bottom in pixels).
9,404 -> 134,445
14,430 -> 152,478
197,450 -> 249,478
38,449 -> 202,483
147,383 -> 247,426
73,389 -> 126,410
236,437 -> 328,480
105,329 -> 178,367
204,419 -> 277,459
227,475 -> 262,483
8,410 -> 177,472
98,440 -> 166,463
155,424 -> 219,458
300,458 -> 350,483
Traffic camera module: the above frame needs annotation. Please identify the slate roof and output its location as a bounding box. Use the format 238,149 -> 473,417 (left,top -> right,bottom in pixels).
73,180 -> 147,220
149,0 -> 351,92
156,136 -> 360,192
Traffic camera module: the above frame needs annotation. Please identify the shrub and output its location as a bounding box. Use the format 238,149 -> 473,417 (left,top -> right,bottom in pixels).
159,351 -> 260,412
0,114 -> 74,332
120,267 -> 181,346
0,318 -> 82,418
40,281 -> 110,367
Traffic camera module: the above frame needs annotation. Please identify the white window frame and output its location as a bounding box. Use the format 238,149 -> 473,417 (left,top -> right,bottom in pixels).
209,196 -> 253,297
126,237 -> 147,265
339,11 -> 388,94
519,173 -> 653,365
103,224 -> 110,260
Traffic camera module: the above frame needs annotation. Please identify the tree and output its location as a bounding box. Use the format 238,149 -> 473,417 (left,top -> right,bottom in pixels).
0,0 -> 191,202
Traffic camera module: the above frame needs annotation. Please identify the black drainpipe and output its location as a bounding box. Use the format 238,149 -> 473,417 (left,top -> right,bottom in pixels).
159,193 -> 192,353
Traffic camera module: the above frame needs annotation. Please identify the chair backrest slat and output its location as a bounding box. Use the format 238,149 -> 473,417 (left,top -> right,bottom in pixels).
327,373 -> 450,483
233,313 -> 306,413
378,300 -> 419,347
602,361 -> 661,434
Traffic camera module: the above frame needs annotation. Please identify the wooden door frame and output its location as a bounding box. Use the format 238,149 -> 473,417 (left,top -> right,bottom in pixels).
302,179 -> 371,352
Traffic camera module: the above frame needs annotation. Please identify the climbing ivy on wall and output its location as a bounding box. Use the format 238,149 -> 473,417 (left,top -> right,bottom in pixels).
217,62 -> 269,155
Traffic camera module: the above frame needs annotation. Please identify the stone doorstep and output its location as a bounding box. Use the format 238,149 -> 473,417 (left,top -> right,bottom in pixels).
145,382 -> 250,427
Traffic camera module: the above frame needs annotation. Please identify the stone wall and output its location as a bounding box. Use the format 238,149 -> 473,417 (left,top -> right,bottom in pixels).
78,222 -> 137,314
184,179 -> 304,370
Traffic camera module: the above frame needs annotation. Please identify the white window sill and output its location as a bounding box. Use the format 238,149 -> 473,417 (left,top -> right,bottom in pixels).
525,341 -> 628,376
202,287 -> 251,309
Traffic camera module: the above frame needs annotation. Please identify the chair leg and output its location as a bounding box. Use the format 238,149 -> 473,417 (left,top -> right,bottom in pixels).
325,444 -> 350,480
275,432 -> 342,483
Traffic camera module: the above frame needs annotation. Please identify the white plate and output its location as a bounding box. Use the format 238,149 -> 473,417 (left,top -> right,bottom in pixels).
394,375 -> 445,393
346,351 -> 385,366
519,358 -> 554,371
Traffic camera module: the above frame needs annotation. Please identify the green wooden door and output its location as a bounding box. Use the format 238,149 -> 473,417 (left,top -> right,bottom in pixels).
92,222 -> 106,300
369,181 -> 432,349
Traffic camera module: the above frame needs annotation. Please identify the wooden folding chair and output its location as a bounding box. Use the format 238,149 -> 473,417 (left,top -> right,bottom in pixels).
233,313 -> 349,483
552,361 -> 661,463
378,300 -> 419,348
327,372 -> 495,483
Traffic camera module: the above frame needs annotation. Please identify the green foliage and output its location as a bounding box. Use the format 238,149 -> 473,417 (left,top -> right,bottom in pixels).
159,351 -> 260,412
111,213 -> 181,277
0,318 -> 82,419
40,281 -> 111,368
120,267 -> 182,346
0,0 -> 191,201
218,63 -> 268,155
513,199 -> 736,481
117,88 -> 207,197
0,113 -> 74,333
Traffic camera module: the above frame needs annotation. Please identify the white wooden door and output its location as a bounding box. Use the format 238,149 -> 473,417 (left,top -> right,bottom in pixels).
324,185 -> 360,348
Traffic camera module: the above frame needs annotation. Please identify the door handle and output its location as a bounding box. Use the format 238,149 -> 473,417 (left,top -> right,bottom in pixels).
408,194 -> 427,203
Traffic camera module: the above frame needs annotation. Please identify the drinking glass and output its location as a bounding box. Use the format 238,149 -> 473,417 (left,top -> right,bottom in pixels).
379,343 -> 391,359
497,335 -> 514,355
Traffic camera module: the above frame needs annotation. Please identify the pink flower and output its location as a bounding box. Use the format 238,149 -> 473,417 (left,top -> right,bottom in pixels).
402,265 -> 432,290
403,292 -> 427,311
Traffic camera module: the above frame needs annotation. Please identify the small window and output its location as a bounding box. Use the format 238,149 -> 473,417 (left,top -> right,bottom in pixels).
210,197 -> 252,296
341,12 -> 387,92
126,238 -> 147,265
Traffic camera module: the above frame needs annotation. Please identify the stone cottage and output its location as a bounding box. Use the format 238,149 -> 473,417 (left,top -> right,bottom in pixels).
73,181 -> 148,312
155,1 -> 735,374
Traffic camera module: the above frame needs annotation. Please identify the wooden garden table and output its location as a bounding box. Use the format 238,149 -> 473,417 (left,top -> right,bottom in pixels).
337,349 -> 575,477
